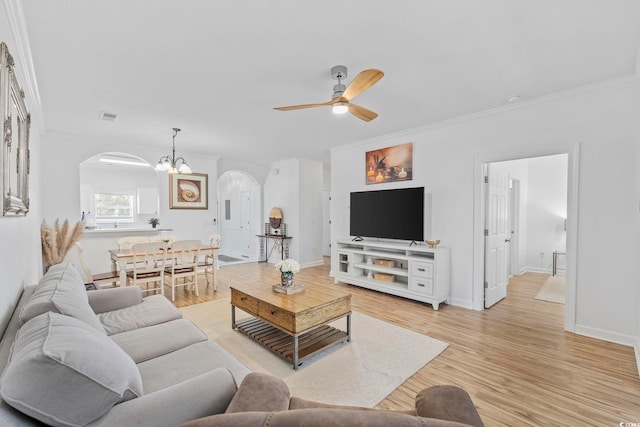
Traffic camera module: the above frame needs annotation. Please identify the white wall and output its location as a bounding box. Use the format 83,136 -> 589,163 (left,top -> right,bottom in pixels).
218,158 -> 270,186
525,154 -> 568,272
298,159 -> 323,267
331,78 -> 640,345
264,159 -> 299,262
263,158 -> 324,268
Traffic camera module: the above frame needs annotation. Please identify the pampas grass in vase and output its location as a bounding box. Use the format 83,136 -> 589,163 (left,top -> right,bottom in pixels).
41,219 -> 83,269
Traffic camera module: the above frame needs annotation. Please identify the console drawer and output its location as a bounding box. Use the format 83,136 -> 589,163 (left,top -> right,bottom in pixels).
411,261 -> 434,279
409,277 -> 434,295
231,289 -> 258,314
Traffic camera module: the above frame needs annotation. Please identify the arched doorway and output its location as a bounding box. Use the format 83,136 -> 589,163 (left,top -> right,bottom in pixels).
217,170 -> 261,262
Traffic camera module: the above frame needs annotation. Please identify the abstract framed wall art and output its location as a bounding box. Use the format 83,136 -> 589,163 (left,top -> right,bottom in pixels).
169,173 -> 208,209
365,142 -> 413,184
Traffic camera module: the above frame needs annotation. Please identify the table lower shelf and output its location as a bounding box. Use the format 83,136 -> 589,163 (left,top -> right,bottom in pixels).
234,317 -> 349,368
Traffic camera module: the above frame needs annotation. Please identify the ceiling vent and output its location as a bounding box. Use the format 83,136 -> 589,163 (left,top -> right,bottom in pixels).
99,111 -> 118,121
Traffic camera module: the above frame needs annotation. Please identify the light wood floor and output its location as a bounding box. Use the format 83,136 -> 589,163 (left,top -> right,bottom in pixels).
167,259 -> 640,426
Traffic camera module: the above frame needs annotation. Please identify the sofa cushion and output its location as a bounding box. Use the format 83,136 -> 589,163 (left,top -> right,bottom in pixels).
110,318 -> 207,363
136,340 -> 250,394
1,312 -> 143,427
98,294 -> 182,335
19,262 -> 106,334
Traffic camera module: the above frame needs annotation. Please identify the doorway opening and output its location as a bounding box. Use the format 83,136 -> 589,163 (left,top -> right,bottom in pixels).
473,144 -> 579,332
484,154 -> 568,309
217,170 -> 261,263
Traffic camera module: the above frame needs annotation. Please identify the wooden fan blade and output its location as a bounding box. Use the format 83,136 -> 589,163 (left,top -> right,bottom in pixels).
349,103 -> 378,122
342,69 -> 384,101
273,101 -> 332,111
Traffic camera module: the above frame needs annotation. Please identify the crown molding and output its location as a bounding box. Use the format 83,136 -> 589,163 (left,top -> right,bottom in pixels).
331,74 -> 640,154
3,0 -> 44,131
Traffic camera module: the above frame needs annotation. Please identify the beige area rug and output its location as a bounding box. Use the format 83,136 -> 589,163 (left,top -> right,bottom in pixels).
180,299 -> 448,407
535,275 -> 566,304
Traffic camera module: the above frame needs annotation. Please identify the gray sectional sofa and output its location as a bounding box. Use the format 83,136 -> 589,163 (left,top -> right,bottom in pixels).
0,262 -> 251,427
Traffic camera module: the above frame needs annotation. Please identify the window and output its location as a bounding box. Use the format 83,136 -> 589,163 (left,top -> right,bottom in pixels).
94,193 -> 134,223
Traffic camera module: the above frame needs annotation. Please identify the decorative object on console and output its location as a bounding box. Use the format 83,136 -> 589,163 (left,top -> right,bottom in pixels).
365,142 -> 412,185
148,217 -> 160,228
1,43 -> 31,217
41,219 -> 84,269
155,127 -> 191,173
169,172 -> 208,209
426,239 -> 441,248
269,207 -> 283,229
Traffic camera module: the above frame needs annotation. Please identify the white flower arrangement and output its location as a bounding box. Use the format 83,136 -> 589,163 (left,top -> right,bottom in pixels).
275,258 -> 300,274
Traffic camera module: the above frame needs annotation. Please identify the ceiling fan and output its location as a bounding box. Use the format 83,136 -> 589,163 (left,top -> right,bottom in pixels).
273,65 -> 384,122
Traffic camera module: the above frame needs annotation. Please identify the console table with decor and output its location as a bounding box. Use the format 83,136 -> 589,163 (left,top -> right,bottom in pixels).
257,234 -> 292,262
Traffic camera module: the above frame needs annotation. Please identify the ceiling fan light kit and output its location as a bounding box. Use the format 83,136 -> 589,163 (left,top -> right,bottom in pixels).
332,102 -> 349,114
274,65 -> 384,122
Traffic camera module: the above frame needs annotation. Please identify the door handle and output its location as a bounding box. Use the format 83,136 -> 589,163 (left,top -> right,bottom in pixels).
505,239 -> 511,243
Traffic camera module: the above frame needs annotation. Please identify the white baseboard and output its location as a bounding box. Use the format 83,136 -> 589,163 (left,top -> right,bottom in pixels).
301,260 -> 325,269
574,323 -> 637,348
522,266 -> 552,274
447,297 -> 474,310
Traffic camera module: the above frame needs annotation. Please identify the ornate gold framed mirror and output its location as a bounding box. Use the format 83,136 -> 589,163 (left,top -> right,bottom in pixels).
1,42 -> 31,216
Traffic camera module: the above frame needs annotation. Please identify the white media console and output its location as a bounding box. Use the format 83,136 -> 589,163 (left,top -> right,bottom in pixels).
332,239 -> 450,310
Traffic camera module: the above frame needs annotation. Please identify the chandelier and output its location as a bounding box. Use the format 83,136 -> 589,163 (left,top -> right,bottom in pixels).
155,127 -> 192,173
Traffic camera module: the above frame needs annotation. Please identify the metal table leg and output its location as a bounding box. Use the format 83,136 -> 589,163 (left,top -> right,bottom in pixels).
293,335 -> 299,369
231,305 -> 236,329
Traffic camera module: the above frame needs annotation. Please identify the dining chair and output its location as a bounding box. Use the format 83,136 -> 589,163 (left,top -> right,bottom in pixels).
126,241 -> 168,295
148,234 -> 178,245
117,235 -> 152,272
164,240 -> 200,301
202,234 -> 221,291
117,236 -> 150,250
65,242 -> 120,288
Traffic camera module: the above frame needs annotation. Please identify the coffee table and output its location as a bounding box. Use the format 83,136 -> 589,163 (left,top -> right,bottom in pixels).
230,282 -> 351,369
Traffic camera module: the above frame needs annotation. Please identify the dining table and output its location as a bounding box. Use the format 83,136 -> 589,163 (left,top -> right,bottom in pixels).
108,243 -> 219,288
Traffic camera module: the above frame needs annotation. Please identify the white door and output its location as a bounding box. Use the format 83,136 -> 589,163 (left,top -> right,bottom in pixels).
485,164 -> 510,308
509,179 -> 520,277
239,191 -> 251,258
322,191 -> 331,256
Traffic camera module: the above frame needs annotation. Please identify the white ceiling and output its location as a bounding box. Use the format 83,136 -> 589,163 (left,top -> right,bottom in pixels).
20,0 -> 640,166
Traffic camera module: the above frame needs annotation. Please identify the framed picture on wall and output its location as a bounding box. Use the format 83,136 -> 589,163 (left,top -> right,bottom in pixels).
169,173 -> 208,209
365,142 -> 413,185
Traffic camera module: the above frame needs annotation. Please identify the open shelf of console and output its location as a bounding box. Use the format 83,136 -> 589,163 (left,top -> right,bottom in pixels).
332,239 -> 449,310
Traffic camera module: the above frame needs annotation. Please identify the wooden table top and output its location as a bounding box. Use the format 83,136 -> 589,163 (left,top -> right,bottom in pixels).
109,244 -> 218,258
231,282 -> 351,315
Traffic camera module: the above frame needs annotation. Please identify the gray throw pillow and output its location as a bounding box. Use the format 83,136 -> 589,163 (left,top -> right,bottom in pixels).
19,262 -> 105,333
1,312 -> 143,427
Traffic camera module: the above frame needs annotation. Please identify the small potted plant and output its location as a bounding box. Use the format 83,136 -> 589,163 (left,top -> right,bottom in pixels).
275,258 -> 300,287
148,217 -> 160,229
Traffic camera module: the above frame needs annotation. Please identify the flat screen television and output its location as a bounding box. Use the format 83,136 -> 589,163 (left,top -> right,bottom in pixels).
350,187 -> 424,241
